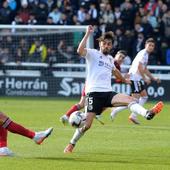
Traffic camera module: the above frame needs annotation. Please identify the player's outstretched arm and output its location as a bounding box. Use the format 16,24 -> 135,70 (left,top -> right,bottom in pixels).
77,25 -> 94,57
112,68 -> 130,84
145,67 -> 161,83
138,63 -> 151,84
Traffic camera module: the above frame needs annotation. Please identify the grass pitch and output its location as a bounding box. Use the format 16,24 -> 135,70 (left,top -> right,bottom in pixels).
0,97 -> 170,170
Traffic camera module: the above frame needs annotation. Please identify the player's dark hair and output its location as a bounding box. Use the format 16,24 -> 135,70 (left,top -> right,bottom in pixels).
145,38 -> 155,44
97,31 -> 114,43
117,50 -> 127,56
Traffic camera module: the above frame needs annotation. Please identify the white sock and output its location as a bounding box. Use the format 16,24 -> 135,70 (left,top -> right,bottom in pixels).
130,96 -> 148,118
128,102 -> 147,117
70,128 -> 84,145
139,96 -> 148,106
110,106 -> 127,119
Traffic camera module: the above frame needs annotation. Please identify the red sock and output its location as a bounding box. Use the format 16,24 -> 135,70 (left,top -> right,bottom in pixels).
0,127 -> 7,147
66,104 -> 79,117
6,121 -> 35,139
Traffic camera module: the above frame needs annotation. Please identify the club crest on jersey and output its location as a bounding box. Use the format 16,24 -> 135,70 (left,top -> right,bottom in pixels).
88,105 -> 93,110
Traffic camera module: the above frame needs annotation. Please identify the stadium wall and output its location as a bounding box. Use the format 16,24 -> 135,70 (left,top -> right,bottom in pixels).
0,75 -> 168,101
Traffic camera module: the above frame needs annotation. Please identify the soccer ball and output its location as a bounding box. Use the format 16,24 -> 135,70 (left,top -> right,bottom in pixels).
69,111 -> 86,128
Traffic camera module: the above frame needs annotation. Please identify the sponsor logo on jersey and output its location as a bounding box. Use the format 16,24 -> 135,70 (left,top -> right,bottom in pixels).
99,60 -> 104,66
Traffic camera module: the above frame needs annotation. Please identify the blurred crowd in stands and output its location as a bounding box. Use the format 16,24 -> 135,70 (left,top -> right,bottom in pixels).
0,0 -> 170,66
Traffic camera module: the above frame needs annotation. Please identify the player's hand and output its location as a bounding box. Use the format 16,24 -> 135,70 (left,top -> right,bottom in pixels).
124,78 -> 131,84
86,25 -> 94,34
154,77 -> 161,83
144,78 -> 151,85
124,73 -> 130,79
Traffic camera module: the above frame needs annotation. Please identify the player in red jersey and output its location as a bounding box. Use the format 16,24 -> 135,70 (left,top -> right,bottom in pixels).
60,50 -> 127,125
0,111 -> 53,156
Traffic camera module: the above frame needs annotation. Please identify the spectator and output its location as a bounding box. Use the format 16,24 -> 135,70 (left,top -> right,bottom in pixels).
165,46 -> 170,65
34,2 -> 48,25
11,14 -> 23,25
162,10 -> 170,39
62,0 -> 73,18
102,3 -> 115,25
155,0 -> 164,18
57,40 -> 76,64
58,13 -> 71,25
120,1 -> 134,29
77,5 -> 86,24
134,11 -> 143,24
113,6 -> 121,20
46,0 -> 56,12
88,3 -> 98,25
133,0 -> 145,12
141,16 -> 154,38
144,0 -> 158,16
93,25 -> 102,49
47,47 -> 57,65
134,23 -> 144,35
111,18 -> 125,33
160,40 -> 168,65
71,15 -> 81,25
28,38 -> 47,63
28,13 -> 37,25
46,16 -> 55,25
8,0 -> 17,11
147,10 -> 159,30
48,7 -> 61,24
2,36 -> 15,61
0,1 -> 13,24
83,13 -> 92,25
42,47 -> 57,76
132,32 -> 145,57
15,38 -> 29,63
114,28 -> 126,51
120,0 -> 131,11
123,30 -> 134,57
17,2 -> 30,24
138,6 -> 147,18
0,48 -> 10,74
98,3 -> 106,25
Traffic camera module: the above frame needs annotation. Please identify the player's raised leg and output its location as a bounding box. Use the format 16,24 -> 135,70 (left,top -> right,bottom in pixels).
0,112 -> 53,156
110,106 -> 127,121
129,90 -> 148,124
111,93 -> 163,120
64,111 -> 95,153
60,95 -> 86,125
0,127 -> 14,156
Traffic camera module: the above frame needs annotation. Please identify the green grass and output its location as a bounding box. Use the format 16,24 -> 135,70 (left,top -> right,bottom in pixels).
0,97 -> 170,170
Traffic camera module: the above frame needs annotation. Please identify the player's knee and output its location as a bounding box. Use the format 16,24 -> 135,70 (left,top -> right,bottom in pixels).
0,112 -> 9,125
127,97 -> 139,107
141,96 -> 148,100
130,97 -> 139,103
